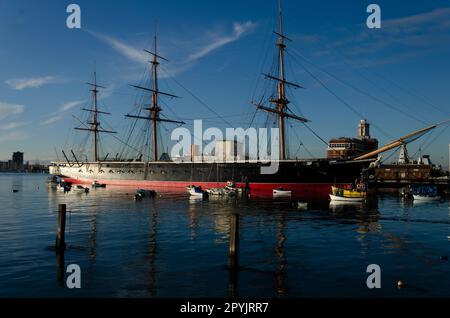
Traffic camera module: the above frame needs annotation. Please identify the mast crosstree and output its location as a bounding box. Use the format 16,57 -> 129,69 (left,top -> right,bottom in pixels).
252,0 -> 309,160
75,71 -> 117,162
126,30 -> 185,162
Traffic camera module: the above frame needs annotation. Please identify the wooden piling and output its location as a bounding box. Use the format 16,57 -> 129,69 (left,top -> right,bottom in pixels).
56,250 -> 65,287
56,204 -> 67,252
228,213 -> 239,269
228,213 -> 240,297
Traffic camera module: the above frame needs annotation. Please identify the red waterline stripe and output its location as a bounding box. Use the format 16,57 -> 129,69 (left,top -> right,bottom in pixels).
61,177 -> 351,198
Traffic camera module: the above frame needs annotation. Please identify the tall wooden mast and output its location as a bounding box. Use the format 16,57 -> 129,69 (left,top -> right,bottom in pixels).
126,27 -> 185,162
151,32 -> 159,162
252,0 -> 309,160
75,72 -> 117,162
275,0 -> 287,160
92,72 -> 99,161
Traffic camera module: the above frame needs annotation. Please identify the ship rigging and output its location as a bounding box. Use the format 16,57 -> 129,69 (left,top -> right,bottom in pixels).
251,0 -> 309,160
73,72 -> 117,162
125,30 -> 185,162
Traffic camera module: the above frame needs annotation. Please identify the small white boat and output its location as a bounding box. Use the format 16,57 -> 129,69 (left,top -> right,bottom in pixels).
329,194 -> 364,202
73,185 -> 89,193
189,186 -> 207,197
413,194 -> 440,201
297,202 -> 308,210
224,181 -> 242,194
58,182 -> 72,192
206,188 -> 225,196
329,198 -> 364,206
411,185 -> 440,202
207,187 -> 237,196
92,181 -> 106,188
273,188 -> 292,197
186,185 -> 196,193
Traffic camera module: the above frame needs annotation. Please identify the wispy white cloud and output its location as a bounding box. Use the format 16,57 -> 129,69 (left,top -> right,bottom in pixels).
186,21 -> 256,62
58,100 -> 84,112
41,115 -> 62,126
40,99 -> 85,126
0,122 -> 27,130
5,76 -> 55,90
0,102 -> 24,120
90,31 -> 147,64
313,7 -> 450,66
383,7 -> 450,28
91,21 -> 257,77
98,83 -> 115,101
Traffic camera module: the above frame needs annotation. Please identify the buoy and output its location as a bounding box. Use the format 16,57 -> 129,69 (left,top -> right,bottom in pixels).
397,280 -> 404,289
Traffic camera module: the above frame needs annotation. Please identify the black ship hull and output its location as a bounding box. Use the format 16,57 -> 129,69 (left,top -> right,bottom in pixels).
50,159 -> 372,199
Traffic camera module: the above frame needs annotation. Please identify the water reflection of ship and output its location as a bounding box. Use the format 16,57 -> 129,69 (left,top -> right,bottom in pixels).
146,202 -> 158,296
88,205 -> 98,262
187,189 -> 241,239
188,201 -> 199,241
329,197 -> 381,235
187,198 -> 287,296
188,196 -> 232,239
275,212 -> 287,296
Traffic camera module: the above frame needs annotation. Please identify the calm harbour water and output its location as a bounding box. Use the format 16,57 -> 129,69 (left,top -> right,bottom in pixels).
0,173 -> 449,298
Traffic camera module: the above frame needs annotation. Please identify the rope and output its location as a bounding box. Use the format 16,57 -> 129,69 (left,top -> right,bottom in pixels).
286,50 -> 394,141
288,48 -> 429,126
419,125 -> 449,153
161,66 -> 234,127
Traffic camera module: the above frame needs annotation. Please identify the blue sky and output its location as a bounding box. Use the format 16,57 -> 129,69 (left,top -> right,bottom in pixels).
0,0 -> 449,167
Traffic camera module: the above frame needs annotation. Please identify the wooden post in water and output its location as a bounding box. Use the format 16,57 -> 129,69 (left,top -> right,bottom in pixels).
56,250 -> 65,287
228,213 -> 239,269
228,213 -> 239,297
56,204 -> 67,252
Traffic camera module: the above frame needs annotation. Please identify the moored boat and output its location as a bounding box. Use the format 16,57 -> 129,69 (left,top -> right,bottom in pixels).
329,194 -> 365,202
206,181 -> 241,196
273,188 -> 292,197
73,185 -> 89,193
206,188 -> 231,196
189,186 -> 208,197
135,189 -> 156,200
411,185 -> 440,201
92,181 -> 106,188
58,181 -> 72,192
330,185 -> 366,202
412,194 -> 440,201
297,202 -> 308,210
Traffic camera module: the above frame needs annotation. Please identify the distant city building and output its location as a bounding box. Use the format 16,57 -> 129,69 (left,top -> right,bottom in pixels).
190,144 -> 202,162
0,161 -> 9,171
12,152 -> 24,171
0,152 -> 48,173
0,152 -> 23,171
215,140 -> 244,162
